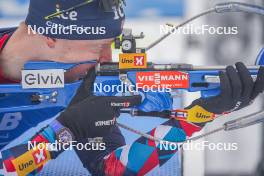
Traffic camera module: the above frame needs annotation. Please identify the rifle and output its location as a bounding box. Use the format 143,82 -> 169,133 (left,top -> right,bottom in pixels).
0,2 -> 264,149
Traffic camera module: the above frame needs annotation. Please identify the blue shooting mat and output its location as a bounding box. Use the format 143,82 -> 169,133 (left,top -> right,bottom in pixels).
1,97 -> 183,176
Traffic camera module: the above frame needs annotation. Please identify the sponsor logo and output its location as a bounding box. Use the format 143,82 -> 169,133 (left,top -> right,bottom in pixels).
136,71 -> 189,89
33,149 -> 47,165
134,56 -> 145,66
53,3 -> 124,21
57,128 -> 74,144
196,112 -> 211,119
0,112 -> 22,131
119,53 -> 147,69
187,105 -> 215,123
95,118 -> 116,127
87,137 -> 104,143
111,102 -> 130,108
18,160 -> 33,172
13,146 -> 51,175
113,5 -> 125,20
22,69 -> 64,89
55,4 -> 78,21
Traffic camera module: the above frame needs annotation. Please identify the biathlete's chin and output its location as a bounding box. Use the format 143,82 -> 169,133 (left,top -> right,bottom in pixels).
99,56 -> 112,63
99,58 -> 112,63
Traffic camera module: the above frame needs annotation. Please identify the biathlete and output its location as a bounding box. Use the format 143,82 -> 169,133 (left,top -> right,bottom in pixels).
0,0 -> 264,175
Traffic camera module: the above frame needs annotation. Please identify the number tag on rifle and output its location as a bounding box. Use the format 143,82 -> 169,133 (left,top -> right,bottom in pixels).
119,53 -> 147,69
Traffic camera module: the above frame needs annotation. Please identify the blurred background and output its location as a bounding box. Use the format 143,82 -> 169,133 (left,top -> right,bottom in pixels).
0,0 -> 263,176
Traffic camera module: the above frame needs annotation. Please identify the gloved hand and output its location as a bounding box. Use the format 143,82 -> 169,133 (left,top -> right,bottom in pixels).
57,68 -> 142,140
182,62 -> 264,125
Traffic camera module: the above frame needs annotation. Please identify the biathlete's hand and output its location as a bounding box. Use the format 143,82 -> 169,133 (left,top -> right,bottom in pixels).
183,62 -> 264,125
57,68 -> 142,140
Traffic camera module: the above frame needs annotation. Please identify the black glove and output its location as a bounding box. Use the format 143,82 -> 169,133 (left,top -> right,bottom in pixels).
57,68 -> 142,140
183,62 -> 264,125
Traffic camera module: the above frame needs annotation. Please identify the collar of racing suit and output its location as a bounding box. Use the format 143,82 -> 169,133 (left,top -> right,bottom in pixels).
0,27 -> 19,84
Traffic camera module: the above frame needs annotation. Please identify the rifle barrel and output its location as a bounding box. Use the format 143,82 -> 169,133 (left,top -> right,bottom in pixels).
96,63 -> 260,75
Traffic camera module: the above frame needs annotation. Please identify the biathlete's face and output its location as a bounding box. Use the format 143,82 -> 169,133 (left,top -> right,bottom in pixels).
45,37 -> 114,82
50,38 -> 113,63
